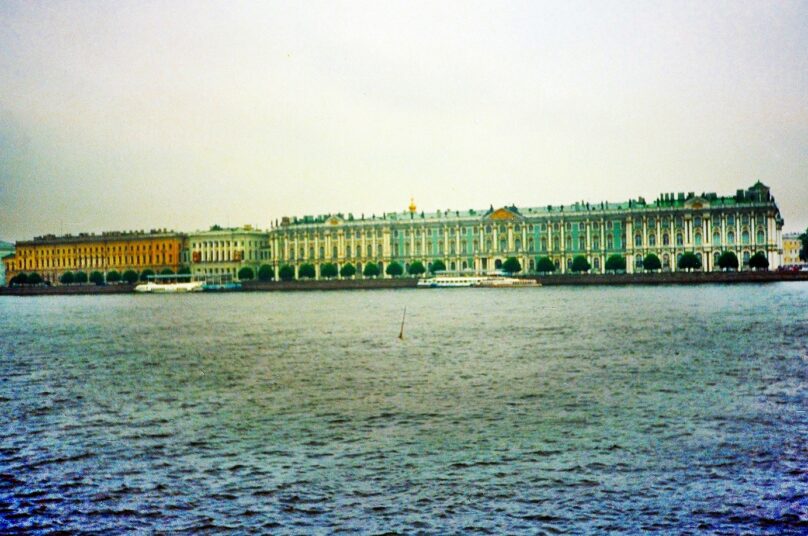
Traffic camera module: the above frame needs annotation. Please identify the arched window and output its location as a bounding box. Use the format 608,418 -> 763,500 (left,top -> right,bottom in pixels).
742,231 -> 750,245
346,246 -> 351,257
515,239 -> 521,251
663,234 -> 670,246
649,234 -> 656,246
695,232 -> 702,246
540,238 -> 547,251
756,230 -> 764,244
635,235 -> 642,247
742,251 -> 750,265
333,246 -> 338,258
713,251 -> 720,267
713,232 -> 721,245
499,239 -> 506,252
663,253 -> 670,268
594,257 -> 600,270
579,238 -> 585,250
727,232 -> 735,245
676,233 -> 683,246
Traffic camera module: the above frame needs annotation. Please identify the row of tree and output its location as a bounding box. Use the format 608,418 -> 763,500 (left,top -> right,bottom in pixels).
9,267 -> 191,286
244,260 -> 436,282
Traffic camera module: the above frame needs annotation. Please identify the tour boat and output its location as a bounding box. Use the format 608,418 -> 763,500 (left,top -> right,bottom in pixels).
134,281 -> 205,293
417,274 -> 540,288
416,275 -> 489,288
476,277 -> 540,288
134,274 -> 204,293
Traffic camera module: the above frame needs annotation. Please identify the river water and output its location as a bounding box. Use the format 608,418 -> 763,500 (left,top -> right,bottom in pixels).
1,285 -> 806,534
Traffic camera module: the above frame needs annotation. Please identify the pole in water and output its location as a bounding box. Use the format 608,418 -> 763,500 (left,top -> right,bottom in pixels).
398,307 -> 406,340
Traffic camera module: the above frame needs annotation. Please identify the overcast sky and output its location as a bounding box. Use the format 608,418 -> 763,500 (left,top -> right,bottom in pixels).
1,1 -> 806,241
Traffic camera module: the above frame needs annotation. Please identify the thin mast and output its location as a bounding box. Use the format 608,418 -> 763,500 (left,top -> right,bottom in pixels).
398,307 -> 406,340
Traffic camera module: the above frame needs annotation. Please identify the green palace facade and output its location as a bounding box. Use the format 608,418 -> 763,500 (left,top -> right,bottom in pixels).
266,182 -> 784,278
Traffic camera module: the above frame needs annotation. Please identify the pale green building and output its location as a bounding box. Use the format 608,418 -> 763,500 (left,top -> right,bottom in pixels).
187,225 -> 270,281
266,182 -> 784,277
0,241 -> 15,285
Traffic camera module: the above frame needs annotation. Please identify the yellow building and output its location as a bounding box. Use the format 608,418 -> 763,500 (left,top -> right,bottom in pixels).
3,230 -> 186,284
782,233 -> 805,266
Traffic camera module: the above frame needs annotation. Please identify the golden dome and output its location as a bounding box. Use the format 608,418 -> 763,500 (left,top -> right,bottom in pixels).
408,197 -> 416,213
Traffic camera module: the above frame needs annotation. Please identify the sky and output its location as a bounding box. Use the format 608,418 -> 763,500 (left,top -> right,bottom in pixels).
1,1 -> 807,241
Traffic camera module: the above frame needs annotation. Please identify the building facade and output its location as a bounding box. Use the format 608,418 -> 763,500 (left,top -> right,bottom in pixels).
782,233 -> 805,267
267,182 -> 784,277
3,230 -> 185,284
0,241 -> 15,286
187,225 -> 270,281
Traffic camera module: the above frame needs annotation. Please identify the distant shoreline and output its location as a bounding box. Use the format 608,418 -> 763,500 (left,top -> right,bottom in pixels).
1,271 -> 807,295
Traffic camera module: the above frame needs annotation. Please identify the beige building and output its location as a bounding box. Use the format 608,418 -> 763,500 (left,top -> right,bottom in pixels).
782,233 -> 805,266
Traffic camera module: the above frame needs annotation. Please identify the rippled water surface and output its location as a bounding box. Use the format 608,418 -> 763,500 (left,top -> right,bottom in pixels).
1,285 -> 807,534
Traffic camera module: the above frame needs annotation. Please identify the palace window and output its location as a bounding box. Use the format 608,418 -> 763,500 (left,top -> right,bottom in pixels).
607,236 -> 613,249
695,232 -> 702,246
649,234 -> 656,247
727,232 -> 735,245
742,231 -> 750,245
756,230 -> 765,243
694,217 -> 702,228
743,251 -> 750,265
727,215 -> 735,226
662,233 -> 670,246
515,239 -> 521,251
713,232 -> 721,245
676,233 -> 683,246
579,238 -> 586,250
592,238 -> 599,250
635,235 -> 642,247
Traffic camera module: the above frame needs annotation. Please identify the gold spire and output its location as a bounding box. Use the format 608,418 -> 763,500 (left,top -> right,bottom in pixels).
408,197 -> 416,214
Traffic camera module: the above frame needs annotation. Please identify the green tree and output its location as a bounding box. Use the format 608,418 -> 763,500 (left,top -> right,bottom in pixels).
299,263 -> 316,279
799,228 -> 808,261
279,264 -> 295,281
139,269 -> 154,282
429,259 -> 447,273
122,270 -> 139,284
677,252 -> 701,271
177,265 -> 191,275
89,271 -> 105,285
385,261 -> 403,277
717,251 -> 739,271
642,253 -> 662,271
320,263 -> 338,278
74,271 -> 88,284
363,262 -> 380,277
570,255 -> 591,273
238,266 -> 255,280
257,264 -> 274,281
340,263 -> 356,278
605,254 -> 626,272
11,273 -> 28,286
536,256 -> 555,273
28,272 -> 43,285
502,257 -> 522,274
407,261 -> 426,276
106,270 -> 121,283
59,271 -> 75,285
749,252 -> 769,270
160,268 -> 175,276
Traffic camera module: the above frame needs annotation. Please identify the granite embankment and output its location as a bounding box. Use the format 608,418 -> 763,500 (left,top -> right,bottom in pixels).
0,283 -> 136,296
1,271 -> 807,295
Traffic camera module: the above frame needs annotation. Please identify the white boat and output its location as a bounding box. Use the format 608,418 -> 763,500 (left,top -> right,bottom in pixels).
417,273 -> 540,288
476,277 -> 540,287
134,273 -> 204,293
134,281 -> 204,293
417,275 -> 489,288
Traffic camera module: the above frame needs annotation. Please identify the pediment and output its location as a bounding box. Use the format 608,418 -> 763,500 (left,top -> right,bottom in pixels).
327,216 -> 342,225
685,197 -> 710,209
486,207 -> 521,221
